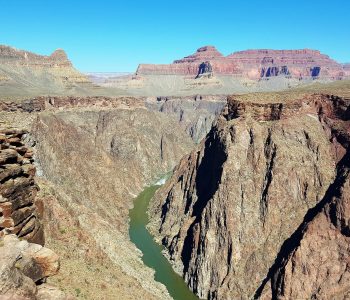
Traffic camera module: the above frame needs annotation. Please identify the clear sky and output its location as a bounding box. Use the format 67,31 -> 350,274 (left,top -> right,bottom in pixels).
1,0 -> 349,72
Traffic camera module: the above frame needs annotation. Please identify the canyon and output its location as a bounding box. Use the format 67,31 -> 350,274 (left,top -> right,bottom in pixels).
1,44 -> 350,300
0,90 -> 227,299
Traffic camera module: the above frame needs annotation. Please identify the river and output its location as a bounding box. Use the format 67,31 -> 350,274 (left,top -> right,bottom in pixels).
129,181 -> 199,300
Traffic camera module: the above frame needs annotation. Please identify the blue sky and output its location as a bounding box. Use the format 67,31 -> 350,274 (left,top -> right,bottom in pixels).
1,0 -> 349,72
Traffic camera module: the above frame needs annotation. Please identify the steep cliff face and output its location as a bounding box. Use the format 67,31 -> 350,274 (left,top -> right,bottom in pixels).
149,94 -> 350,299
258,151 -> 350,300
145,95 -> 226,143
257,105 -> 350,299
30,103 -> 194,299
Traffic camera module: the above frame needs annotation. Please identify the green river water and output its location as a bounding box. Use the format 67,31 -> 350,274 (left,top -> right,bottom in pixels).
129,183 -> 199,300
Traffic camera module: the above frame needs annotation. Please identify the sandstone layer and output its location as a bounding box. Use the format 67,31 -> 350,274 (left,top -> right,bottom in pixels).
137,46 -> 348,80
149,93 -> 350,299
0,128 -> 43,244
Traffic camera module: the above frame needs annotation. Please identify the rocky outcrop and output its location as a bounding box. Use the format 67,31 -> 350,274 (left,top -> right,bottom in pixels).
136,46 -> 238,76
136,46 -> 347,80
0,127 -> 71,299
257,151 -> 350,299
0,129 -> 44,245
149,93 -> 350,299
0,46 -> 71,67
227,49 -> 345,79
0,234 -> 71,300
174,46 -> 224,63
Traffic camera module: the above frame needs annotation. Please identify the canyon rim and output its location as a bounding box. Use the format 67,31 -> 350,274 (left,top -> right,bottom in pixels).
1,1 -> 350,299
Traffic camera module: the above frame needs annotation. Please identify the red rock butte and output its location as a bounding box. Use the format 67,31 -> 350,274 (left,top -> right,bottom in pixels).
136,45 -> 349,80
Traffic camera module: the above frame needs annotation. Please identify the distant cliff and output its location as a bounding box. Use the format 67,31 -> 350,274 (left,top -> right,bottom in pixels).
0,45 -> 94,98
137,46 -> 348,80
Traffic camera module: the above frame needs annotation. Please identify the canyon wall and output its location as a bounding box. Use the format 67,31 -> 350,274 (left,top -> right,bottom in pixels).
145,95 -> 226,143
28,99 -> 196,299
0,95 -> 226,144
149,93 -> 350,299
0,93 -> 229,298
137,46 -> 347,80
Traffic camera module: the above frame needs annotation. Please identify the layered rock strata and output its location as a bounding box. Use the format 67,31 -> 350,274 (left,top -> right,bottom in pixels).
149,93 -> 350,299
0,45 -> 98,98
0,96 -> 144,113
0,45 -> 88,84
0,127 -> 71,299
0,95 -> 226,144
0,128 -> 44,244
137,46 -> 348,80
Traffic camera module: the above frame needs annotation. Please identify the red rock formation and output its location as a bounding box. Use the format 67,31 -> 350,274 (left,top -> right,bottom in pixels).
136,46 -> 347,80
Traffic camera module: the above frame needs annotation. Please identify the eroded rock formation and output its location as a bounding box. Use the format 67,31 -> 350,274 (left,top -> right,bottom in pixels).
136,46 -> 348,80
0,128 -> 71,299
0,234 -> 65,300
149,93 -> 350,299
0,45 -> 96,98
0,129 -> 43,244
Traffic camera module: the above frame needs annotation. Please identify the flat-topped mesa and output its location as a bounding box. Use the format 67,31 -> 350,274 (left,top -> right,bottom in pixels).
136,45 -> 239,76
136,46 -> 348,80
228,48 -> 344,79
0,45 -> 72,67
